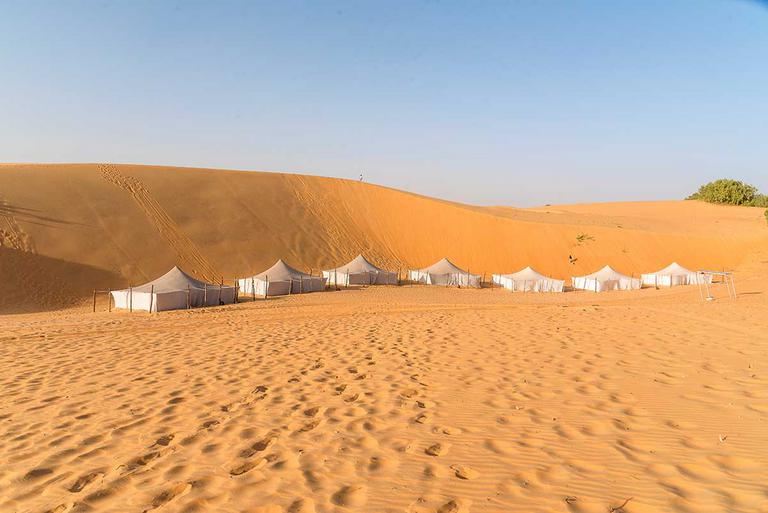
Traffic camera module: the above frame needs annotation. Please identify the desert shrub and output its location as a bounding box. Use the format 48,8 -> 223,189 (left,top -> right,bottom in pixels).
687,179 -> 758,205
765,209 -> 768,225
752,194 -> 768,208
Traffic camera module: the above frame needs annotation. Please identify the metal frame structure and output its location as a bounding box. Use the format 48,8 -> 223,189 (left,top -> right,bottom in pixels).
697,271 -> 736,301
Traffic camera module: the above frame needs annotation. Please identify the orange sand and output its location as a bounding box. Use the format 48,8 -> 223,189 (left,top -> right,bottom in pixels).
1,163 -> 766,313
1,163 -> 767,512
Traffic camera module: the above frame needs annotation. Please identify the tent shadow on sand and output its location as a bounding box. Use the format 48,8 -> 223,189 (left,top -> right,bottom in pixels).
0,247 -> 122,314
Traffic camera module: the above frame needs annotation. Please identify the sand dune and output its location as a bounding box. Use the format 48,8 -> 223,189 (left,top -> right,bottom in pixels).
1,162 -> 767,512
1,163 -> 766,313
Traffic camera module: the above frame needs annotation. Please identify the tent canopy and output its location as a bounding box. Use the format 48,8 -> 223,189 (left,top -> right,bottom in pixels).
128,266 -> 223,292
324,254 -> 390,274
111,266 -> 234,312
641,262 -> 708,287
493,266 -> 564,292
647,262 -> 694,276
578,265 -> 633,281
497,266 -> 555,281
416,258 -> 472,275
252,259 -> 313,282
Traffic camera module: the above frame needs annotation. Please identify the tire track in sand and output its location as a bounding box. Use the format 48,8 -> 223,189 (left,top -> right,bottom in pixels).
290,175 -> 400,266
99,164 -> 219,282
0,195 -> 37,253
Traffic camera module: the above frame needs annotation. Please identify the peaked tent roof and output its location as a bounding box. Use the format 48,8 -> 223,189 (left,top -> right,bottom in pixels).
325,254 -> 391,274
417,258 -> 472,275
578,265 -> 633,280
498,266 -> 559,281
646,262 -> 696,276
253,259 -> 313,281
130,266 -> 222,293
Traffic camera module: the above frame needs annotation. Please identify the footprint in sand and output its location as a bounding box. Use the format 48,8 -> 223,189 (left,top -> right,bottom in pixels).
24,467 -> 54,480
124,449 -> 169,474
68,471 -> 105,493
288,498 -> 316,513
230,458 -> 267,476
450,465 -> 479,480
43,503 -> 75,513
241,435 -> 278,458
425,442 -> 451,456
153,434 -> 175,447
437,498 -> 471,513
414,413 -> 431,424
143,482 -> 192,512
332,485 -> 367,507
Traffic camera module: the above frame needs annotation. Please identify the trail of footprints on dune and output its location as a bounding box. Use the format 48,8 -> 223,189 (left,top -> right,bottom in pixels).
98,164 -> 219,283
43,382 -> 273,513
19,306 -> 765,513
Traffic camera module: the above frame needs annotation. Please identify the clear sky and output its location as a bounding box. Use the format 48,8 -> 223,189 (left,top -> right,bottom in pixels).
1,1 -> 766,206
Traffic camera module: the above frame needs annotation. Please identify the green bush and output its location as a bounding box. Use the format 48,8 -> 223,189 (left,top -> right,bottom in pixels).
765,209 -> 768,225
687,179 -> 758,205
752,194 -> 768,208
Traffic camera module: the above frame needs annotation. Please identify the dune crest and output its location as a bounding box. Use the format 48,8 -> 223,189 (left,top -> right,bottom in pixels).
0,163 -> 765,313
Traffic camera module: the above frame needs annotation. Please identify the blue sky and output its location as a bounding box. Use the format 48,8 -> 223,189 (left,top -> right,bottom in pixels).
1,1 -> 766,205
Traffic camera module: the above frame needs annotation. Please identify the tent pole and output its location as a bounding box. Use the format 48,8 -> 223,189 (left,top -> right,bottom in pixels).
252,277 -> 256,301
92,289 -> 96,313
204,284 -> 207,306
218,277 -> 223,305
107,289 -> 111,312
265,275 -> 269,300
129,285 -> 133,312
149,285 -> 154,313
187,285 -> 190,309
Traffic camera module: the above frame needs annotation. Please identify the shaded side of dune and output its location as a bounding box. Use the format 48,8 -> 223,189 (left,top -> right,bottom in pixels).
0,163 -> 766,313
0,247 -> 123,314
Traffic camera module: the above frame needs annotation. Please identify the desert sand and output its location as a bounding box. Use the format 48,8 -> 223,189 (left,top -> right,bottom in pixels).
1,163 -> 768,512
1,163 -> 766,313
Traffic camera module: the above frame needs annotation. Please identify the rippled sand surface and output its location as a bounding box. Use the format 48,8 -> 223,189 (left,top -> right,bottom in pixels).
2,276 -> 767,513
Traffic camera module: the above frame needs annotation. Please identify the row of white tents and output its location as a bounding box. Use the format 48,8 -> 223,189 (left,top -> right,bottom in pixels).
110,256 -> 712,312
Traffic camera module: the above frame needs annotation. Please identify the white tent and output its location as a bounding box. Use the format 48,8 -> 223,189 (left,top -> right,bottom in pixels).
492,266 -> 564,292
641,262 -> 711,287
572,265 -> 641,292
111,266 -> 235,312
408,258 -> 481,288
322,254 -> 398,286
238,259 -> 326,297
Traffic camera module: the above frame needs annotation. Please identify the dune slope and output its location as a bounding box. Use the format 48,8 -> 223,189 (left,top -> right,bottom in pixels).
0,163 -> 765,312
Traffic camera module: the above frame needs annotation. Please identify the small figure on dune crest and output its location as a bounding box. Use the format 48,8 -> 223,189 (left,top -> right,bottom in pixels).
359,172 -> 364,182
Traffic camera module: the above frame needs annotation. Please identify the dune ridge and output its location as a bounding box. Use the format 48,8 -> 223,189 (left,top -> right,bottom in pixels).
0,163 -> 766,313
